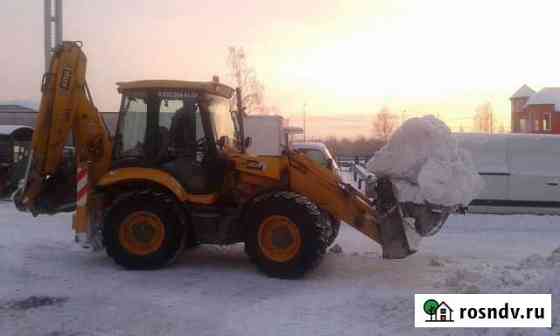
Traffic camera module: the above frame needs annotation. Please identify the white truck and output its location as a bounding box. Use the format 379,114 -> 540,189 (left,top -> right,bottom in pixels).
243,115 -> 287,156
455,133 -> 560,215
243,115 -> 339,175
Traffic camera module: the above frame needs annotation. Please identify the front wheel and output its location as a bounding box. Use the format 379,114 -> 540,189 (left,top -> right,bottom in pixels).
103,194 -> 183,269
325,215 -> 341,247
246,192 -> 330,278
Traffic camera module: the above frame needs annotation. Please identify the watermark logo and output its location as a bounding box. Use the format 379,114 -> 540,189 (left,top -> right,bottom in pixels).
423,299 -> 454,322
415,294 -> 551,328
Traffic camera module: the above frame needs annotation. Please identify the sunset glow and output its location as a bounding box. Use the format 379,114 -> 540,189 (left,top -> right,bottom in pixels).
2,0 -> 560,138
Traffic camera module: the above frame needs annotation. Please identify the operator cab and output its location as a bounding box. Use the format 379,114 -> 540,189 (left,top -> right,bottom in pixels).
113,79 -> 240,194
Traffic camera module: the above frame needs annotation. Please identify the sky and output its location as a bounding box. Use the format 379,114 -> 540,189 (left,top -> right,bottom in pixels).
1,0 -> 560,139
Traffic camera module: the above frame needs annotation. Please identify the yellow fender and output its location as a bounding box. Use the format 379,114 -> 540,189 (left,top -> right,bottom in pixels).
97,167 -> 217,205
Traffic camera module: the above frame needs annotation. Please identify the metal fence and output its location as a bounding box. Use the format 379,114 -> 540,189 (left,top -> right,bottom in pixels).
336,155 -> 371,173
350,163 -> 375,193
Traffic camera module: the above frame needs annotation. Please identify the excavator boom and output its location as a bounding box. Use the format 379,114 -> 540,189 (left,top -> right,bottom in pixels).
16,42 -> 112,218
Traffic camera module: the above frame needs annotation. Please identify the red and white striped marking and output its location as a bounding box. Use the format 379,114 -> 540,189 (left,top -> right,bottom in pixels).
77,165 -> 89,207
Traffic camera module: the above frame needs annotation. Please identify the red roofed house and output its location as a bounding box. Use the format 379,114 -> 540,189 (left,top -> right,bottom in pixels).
511,85 -> 560,134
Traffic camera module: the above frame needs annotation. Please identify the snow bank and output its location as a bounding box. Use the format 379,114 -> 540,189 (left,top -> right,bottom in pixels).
434,248 -> 559,335
435,245 -> 560,294
367,115 -> 484,206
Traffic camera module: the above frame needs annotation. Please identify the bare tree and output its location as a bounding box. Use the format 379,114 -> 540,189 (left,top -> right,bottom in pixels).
372,106 -> 398,142
227,46 -> 266,114
473,102 -> 496,133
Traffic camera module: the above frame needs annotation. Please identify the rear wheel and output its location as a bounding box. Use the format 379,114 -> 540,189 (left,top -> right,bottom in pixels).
246,192 -> 330,278
103,194 -> 183,269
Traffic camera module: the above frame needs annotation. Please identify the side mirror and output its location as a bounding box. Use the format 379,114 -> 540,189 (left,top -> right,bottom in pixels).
244,136 -> 252,149
327,158 -> 334,169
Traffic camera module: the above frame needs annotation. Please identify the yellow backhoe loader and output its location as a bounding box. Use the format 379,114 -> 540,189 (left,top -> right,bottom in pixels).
15,42 -> 452,278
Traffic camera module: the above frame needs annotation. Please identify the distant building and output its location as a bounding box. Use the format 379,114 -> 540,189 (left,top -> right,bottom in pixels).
0,105 -> 38,127
0,105 -> 118,134
511,85 -> 560,134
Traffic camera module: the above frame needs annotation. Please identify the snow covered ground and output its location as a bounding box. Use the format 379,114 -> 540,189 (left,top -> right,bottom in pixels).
1,180 -> 558,335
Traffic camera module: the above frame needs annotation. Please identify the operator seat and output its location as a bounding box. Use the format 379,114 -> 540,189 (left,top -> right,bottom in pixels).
162,104 -> 209,194
169,105 -> 195,157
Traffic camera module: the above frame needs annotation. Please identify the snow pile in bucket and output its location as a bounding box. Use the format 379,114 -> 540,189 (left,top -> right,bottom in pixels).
366,115 -> 484,206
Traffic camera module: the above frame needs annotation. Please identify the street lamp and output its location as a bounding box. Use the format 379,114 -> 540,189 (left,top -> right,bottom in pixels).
44,0 -> 63,71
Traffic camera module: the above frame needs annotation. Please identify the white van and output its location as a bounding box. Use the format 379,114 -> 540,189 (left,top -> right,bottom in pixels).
454,133 -> 560,215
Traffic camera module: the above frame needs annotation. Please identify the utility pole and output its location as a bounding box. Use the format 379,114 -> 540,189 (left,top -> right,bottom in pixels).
44,0 -> 63,71
490,109 -> 493,134
303,102 -> 307,142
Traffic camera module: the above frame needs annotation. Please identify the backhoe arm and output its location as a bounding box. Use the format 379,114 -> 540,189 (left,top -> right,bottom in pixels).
16,41 -> 112,216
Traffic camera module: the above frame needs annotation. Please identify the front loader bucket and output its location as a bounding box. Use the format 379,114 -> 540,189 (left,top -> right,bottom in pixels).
286,152 -> 452,259
375,178 -> 453,259
400,202 -> 451,237
377,209 -> 413,259
375,178 -> 413,259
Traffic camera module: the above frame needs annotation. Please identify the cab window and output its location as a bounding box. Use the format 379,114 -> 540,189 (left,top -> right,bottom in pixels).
161,97 -> 205,156
119,95 -> 148,157
207,96 -> 235,142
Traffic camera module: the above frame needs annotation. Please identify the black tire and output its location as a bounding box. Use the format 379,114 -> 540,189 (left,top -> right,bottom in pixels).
244,241 -> 257,263
184,232 -> 200,250
103,194 -> 183,270
326,215 -> 341,247
245,191 -> 330,279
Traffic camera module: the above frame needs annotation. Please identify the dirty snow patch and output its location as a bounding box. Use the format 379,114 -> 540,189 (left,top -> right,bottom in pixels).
1,296 -> 68,311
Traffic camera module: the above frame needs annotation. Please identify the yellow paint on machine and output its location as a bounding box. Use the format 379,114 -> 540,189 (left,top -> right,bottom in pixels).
97,167 -> 218,205
228,152 -> 289,181
287,152 -> 381,243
